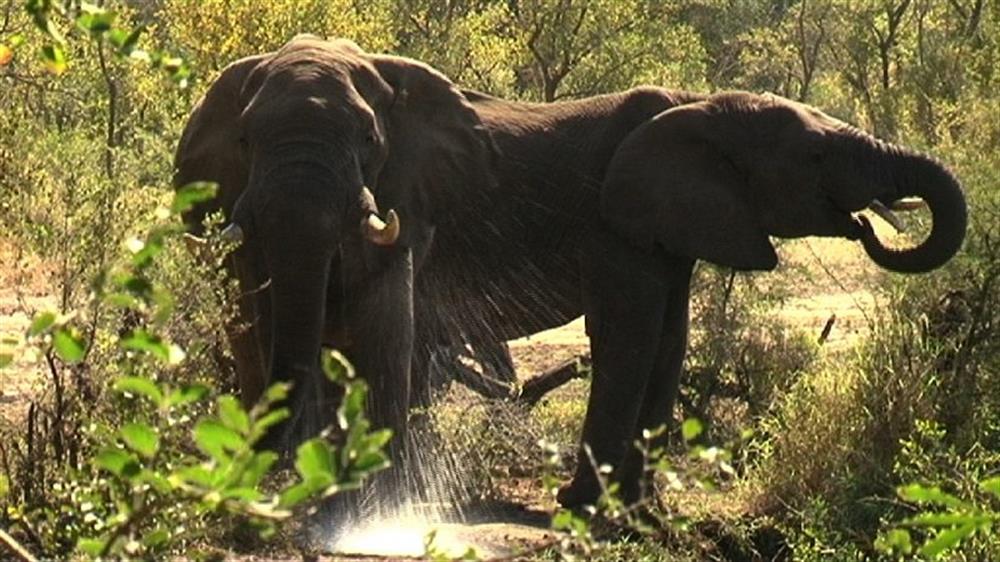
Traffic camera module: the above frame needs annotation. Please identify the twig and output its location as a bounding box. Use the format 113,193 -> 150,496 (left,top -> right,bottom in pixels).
818,314 -> 837,345
43,351 -> 63,463
0,528 -> 38,562
95,42 -> 118,180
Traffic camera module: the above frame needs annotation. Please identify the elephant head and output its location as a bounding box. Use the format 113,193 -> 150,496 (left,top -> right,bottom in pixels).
173,36 -> 496,453
602,91 -> 966,273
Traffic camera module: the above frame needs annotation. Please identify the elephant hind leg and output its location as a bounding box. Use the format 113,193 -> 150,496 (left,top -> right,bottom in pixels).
557,230 -> 674,508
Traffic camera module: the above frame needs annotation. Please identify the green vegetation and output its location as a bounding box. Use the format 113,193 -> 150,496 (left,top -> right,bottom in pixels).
2,0 -> 999,559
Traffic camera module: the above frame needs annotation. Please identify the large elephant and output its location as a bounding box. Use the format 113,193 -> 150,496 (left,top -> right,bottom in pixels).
175,36 -> 966,511
173,36 -> 497,497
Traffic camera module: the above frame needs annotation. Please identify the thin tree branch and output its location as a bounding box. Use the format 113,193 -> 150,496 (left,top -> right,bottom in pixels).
0,528 -> 38,562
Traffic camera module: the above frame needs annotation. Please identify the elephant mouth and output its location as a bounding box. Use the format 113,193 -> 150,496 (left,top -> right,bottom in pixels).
865,198 -> 925,233
839,197 -> 925,239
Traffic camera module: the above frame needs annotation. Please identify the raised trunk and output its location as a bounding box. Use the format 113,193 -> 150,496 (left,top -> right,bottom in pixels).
861,150 -> 967,273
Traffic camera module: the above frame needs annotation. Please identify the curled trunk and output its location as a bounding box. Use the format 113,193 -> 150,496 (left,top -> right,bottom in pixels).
861,151 -> 967,273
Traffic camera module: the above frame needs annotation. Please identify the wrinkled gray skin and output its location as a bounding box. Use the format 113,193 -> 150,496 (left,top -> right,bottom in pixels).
175,36 -> 967,511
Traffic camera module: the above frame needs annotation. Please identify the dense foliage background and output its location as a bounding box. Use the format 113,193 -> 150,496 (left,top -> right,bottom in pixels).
1,0 -> 999,559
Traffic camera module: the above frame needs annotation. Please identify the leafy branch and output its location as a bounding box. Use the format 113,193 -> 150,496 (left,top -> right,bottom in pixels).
876,477 -> 1000,559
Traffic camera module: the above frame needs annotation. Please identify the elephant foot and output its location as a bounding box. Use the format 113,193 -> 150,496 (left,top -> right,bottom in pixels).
556,476 -> 601,509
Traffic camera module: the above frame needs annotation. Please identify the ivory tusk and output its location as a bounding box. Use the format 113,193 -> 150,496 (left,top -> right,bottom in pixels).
220,223 -> 244,244
362,209 -> 401,245
889,197 -> 927,212
869,199 -> 907,233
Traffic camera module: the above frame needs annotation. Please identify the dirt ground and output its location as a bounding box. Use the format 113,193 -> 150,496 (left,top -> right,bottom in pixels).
0,239 -> 56,425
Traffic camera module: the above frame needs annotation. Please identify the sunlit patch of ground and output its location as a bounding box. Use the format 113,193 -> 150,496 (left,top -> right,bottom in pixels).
328,516 -> 554,559
0,238 -> 56,425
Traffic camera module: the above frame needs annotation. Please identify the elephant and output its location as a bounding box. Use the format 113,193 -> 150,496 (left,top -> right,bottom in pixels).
173,36 -> 498,505
174,35 -> 966,512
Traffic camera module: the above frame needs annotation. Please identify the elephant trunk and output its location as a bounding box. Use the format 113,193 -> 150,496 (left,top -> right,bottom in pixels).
266,240 -> 336,447
860,148 -> 967,273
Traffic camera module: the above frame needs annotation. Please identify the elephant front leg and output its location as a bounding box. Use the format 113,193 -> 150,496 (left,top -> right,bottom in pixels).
557,230 -> 671,508
614,258 -> 693,505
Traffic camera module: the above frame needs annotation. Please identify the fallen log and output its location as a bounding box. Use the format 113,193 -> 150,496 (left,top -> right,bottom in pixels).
514,356 -> 591,408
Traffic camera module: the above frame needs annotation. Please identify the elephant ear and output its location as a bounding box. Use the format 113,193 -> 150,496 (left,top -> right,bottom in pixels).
368,54 -> 497,222
173,54 -> 269,234
601,102 -> 778,271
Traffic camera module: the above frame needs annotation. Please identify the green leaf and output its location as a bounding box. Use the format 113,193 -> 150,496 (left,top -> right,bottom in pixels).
120,329 -> 174,364
76,537 -> 107,557
0,351 -> 14,369
898,484 -> 966,509
121,423 -> 159,458
95,448 -> 140,477
171,182 -> 218,215
138,470 -> 173,494
28,311 -> 56,336
221,487 -> 263,502
194,420 -> 245,462
295,440 -> 335,481
114,377 -> 165,406
52,327 -> 86,363
117,273 -> 153,300
75,5 -> 115,35
40,44 -> 66,75
278,481 -> 321,508
167,383 -> 210,407
981,476 -> 1000,500
551,509 -> 583,532
903,512 -> 994,527
365,428 -> 394,451
322,350 -> 355,382
251,408 -> 289,442
218,395 -> 251,435
130,236 -> 163,269
109,25 -> 143,55
337,381 -> 368,430
352,451 -> 389,473
240,451 -> 279,488
681,418 -> 704,442
875,529 -> 913,554
919,522 -> 978,558
175,465 -> 214,488
263,382 -> 291,404
142,528 -> 170,549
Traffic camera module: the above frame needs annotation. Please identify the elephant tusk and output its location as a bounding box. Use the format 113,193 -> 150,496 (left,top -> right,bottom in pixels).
220,223 -> 245,244
889,197 -> 927,212
362,209 -> 401,245
868,199 -> 907,233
